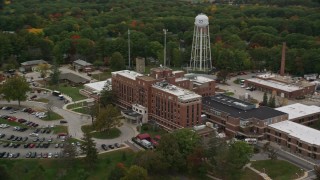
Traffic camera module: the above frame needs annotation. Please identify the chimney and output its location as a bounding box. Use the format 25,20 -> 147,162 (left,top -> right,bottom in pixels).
280,42 -> 286,76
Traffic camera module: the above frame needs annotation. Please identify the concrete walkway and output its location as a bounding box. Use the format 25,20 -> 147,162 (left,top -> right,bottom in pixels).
245,163 -> 272,180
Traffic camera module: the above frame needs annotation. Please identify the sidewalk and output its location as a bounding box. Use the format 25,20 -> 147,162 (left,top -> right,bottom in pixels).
245,163 -> 272,180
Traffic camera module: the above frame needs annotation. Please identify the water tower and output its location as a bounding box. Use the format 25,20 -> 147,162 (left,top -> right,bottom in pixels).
190,13 -> 212,72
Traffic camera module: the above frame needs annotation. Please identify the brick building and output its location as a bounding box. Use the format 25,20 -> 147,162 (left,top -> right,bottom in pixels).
267,120 -> 320,160
275,103 -> 320,126
202,94 -> 288,138
111,67 -> 214,131
245,73 -> 315,99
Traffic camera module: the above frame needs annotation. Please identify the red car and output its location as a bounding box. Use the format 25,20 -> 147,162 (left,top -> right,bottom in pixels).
29,143 -> 35,148
8,116 -> 17,121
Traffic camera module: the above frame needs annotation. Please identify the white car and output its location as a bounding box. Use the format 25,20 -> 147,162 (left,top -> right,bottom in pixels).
48,153 -> 53,158
241,85 -> 246,88
0,124 -> 10,128
29,133 -> 39,137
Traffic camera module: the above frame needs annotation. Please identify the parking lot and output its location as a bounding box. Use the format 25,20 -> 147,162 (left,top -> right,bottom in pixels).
0,107 -> 78,159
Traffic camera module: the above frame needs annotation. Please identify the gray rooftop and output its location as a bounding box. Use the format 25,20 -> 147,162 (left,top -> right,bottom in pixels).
21,60 -> 48,66
73,59 -> 92,66
59,73 -> 90,84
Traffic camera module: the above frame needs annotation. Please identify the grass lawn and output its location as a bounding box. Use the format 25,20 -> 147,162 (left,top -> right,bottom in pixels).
52,125 -> 68,134
251,160 -> 304,180
92,71 -> 111,81
66,102 -> 85,109
240,168 -> 264,180
42,111 -> 63,121
0,118 -> 28,128
81,125 -> 121,139
91,128 -> 121,139
47,84 -> 86,101
139,123 -> 168,137
224,91 -> 235,96
0,149 -> 135,180
33,98 -> 49,103
73,107 -> 87,114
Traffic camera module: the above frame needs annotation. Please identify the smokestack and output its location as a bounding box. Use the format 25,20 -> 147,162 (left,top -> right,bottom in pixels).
280,42 -> 286,76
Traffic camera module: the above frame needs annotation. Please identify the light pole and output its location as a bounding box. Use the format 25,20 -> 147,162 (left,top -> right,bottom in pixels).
163,29 -> 168,67
128,29 -> 131,69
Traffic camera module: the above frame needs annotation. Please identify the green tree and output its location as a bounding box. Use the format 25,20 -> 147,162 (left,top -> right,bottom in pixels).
174,128 -> 201,158
61,142 -> 77,168
80,131 -> 98,169
268,95 -> 276,108
99,89 -> 115,108
110,52 -> 125,70
156,133 -> 186,172
95,104 -> 121,132
133,151 -> 169,175
109,163 -> 127,180
121,165 -> 148,180
262,92 -> 268,106
0,75 -> 30,106
216,70 -> 229,83
50,60 -> 60,85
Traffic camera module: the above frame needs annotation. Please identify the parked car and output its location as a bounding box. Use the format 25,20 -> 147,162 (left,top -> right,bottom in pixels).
114,143 -> 120,148
108,145 -> 115,149
101,144 -> 108,150
29,133 -> 39,137
60,120 -> 68,124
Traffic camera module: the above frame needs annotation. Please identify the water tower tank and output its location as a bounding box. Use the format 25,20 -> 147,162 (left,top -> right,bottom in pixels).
195,14 -> 209,27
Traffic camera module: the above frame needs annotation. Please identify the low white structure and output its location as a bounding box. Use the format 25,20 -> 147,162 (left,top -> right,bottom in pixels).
269,120 -> 320,146
132,104 -> 148,124
276,103 -> 320,121
84,79 -> 112,94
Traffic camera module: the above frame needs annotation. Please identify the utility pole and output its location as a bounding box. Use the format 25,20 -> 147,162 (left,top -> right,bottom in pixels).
163,29 -> 168,67
128,29 -> 131,69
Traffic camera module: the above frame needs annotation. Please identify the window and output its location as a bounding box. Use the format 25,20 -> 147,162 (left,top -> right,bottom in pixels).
288,138 -> 291,142
313,147 -> 317,152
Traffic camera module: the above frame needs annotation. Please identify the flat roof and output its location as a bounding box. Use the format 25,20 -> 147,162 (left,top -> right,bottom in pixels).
185,73 -> 214,84
73,59 -> 92,66
203,94 -> 287,121
84,79 -> 112,92
112,70 -> 143,80
246,78 -> 302,92
269,120 -> 320,145
21,60 -> 48,66
153,81 -> 201,102
276,103 -> 320,120
137,76 -> 155,81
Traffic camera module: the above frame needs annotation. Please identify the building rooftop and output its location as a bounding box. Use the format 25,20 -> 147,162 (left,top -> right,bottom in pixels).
21,60 -> 48,66
112,70 -> 143,80
203,94 -> 287,121
269,120 -> 320,145
185,73 -> 213,84
84,79 -> 112,92
246,78 -> 302,92
137,75 -> 155,81
276,103 -> 320,120
73,59 -> 92,66
153,81 -> 201,102
172,70 -> 184,74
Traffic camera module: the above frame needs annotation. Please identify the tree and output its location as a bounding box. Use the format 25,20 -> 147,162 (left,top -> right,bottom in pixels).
85,101 -> 99,125
95,104 -> 121,132
50,60 -> 60,85
36,63 -> 50,78
0,75 -> 30,106
156,133 -> 186,172
263,142 -> 278,160
110,52 -> 125,70
314,165 -> 320,180
206,136 -> 252,179
99,89 -> 115,108
262,92 -> 268,106
109,163 -> 127,180
174,128 -> 201,158
268,95 -> 276,108
80,131 -> 98,169
133,151 -> 169,175
121,165 -> 148,180
216,70 -> 229,83
61,142 -> 78,168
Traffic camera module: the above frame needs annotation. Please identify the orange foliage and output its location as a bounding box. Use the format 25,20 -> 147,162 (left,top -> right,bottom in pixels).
27,28 -> 43,34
